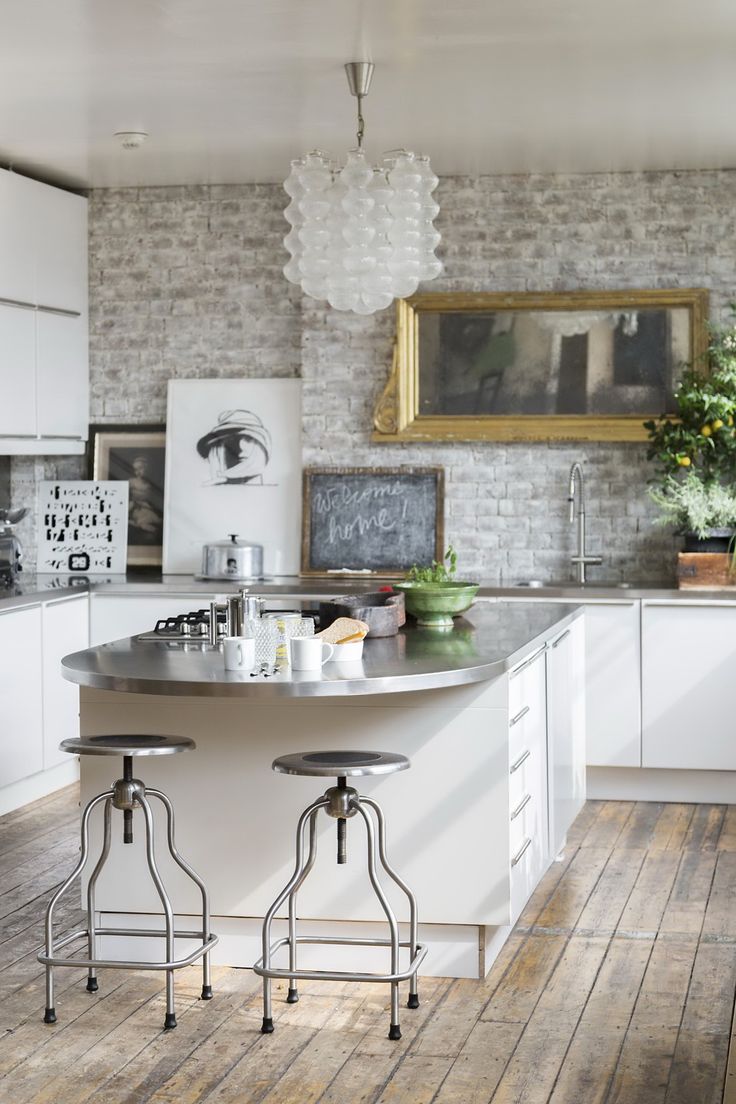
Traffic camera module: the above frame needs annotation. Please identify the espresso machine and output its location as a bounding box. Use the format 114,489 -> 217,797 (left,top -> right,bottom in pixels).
0,508 -> 26,583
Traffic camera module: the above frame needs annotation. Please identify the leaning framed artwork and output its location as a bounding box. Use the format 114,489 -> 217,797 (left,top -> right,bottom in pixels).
163,379 -> 302,575
89,425 -> 166,567
372,288 -> 710,442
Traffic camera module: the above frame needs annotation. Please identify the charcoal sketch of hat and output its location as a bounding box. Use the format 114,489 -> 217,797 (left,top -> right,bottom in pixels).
196,410 -> 272,485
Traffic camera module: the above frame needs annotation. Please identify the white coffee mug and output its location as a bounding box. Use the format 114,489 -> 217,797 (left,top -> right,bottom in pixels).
289,636 -> 334,671
223,635 -> 256,671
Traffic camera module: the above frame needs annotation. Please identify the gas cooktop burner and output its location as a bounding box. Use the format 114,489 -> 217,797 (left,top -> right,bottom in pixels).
137,608 -> 226,642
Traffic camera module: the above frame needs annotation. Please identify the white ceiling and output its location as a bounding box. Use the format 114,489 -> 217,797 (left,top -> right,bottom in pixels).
3,0 -> 736,189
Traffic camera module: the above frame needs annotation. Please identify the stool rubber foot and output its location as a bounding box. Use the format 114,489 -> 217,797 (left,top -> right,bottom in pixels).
388,1024 -> 402,1041
261,1017 -> 274,1034
163,1013 -> 177,1030
86,977 -> 99,993
44,1008 -> 57,1024
201,985 -> 213,1001
286,988 -> 299,1004
407,993 -> 419,1009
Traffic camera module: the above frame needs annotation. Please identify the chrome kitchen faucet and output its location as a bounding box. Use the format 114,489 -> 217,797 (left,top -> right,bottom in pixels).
568,462 -> 602,584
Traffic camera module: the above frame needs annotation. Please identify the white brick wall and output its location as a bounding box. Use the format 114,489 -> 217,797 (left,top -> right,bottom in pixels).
12,169 -> 736,581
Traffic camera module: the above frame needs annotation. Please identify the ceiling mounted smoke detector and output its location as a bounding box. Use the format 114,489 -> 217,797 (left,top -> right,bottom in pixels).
114,131 -> 149,150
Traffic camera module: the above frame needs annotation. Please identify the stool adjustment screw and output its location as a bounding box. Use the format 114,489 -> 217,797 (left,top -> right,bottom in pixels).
124,756 -> 133,844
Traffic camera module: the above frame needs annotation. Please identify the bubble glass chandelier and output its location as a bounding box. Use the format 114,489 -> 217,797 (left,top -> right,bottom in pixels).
282,62 -> 442,315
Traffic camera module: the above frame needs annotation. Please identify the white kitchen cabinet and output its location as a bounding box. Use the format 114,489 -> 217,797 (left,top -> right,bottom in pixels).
499,597 -> 641,769
0,170 -> 37,303
34,184 -> 87,312
507,646 -> 549,923
642,601 -> 736,770
584,602 -> 640,767
0,605 -> 44,786
0,303 -> 37,436
0,167 -> 88,455
36,312 -> 88,440
42,597 -> 89,769
90,594 -> 208,646
546,616 -> 586,855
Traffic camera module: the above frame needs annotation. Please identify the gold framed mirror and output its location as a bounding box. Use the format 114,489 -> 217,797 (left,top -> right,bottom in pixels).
373,288 -> 710,442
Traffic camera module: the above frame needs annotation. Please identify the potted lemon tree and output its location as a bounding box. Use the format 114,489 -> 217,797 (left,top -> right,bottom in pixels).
645,312 -> 736,582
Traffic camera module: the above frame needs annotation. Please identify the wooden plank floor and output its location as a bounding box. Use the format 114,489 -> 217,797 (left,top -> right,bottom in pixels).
2,786 -> 736,1104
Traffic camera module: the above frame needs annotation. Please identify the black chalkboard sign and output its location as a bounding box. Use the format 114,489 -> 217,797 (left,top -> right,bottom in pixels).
301,467 -> 445,576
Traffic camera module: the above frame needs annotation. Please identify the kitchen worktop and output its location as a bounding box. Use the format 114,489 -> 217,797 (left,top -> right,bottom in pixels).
62,602 -> 581,698
3,572 -> 736,613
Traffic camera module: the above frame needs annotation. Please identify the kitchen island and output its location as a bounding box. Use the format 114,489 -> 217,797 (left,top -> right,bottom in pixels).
62,602 -> 584,979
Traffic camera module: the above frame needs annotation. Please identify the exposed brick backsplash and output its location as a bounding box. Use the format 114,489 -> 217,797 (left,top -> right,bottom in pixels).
12,170 -> 736,581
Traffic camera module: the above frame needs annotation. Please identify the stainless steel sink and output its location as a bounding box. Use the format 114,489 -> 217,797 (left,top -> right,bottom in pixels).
514,579 -> 634,591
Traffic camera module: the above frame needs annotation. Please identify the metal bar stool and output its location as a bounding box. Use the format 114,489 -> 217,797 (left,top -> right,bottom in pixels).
253,750 -> 427,1040
38,734 -> 218,1031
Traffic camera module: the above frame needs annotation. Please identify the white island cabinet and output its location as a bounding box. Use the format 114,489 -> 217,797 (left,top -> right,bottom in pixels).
546,616 -> 586,856
67,603 -> 586,980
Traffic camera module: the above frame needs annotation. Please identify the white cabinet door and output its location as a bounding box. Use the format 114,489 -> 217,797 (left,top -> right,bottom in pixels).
0,169 -> 37,303
36,312 -> 88,439
546,617 -> 586,856
642,602 -> 736,769
34,185 -> 87,313
584,602 -> 641,767
42,597 -> 89,769
0,605 -> 43,785
89,595 -> 205,646
0,304 -> 37,436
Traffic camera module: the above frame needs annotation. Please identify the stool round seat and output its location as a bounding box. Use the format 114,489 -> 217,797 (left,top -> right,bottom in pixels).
272,750 -> 409,778
60,734 -> 196,757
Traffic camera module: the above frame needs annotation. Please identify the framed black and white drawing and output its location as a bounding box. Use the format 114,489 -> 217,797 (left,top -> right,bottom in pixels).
89,425 -> 166,567
163,379 -> 302,574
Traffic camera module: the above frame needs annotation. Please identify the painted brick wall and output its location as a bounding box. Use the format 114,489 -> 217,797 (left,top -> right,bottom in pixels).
12,170 -> 736,581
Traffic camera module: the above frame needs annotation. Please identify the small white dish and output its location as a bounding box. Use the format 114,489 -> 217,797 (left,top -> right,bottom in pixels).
328,639 -> 364,662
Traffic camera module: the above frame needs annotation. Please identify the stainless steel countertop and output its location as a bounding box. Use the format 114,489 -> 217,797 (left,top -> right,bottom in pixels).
61,602 -> 582,698
6,573 -> 736,611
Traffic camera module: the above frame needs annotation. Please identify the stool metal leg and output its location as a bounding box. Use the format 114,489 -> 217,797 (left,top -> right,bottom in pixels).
260,797 -> 329,1033
362,797 -> 420,1009
287,808 -> 319,1004
352,799 -> 402,1040
147,788 -> 214,1002
85,797 -> 112,993
138,793 -> 177,1030
43,791 -> 114,1024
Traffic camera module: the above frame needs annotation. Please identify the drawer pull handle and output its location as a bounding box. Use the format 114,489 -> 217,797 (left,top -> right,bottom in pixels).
552,629 -> 571,649
509,705 -> 530,728
510,748 -> 531,774
511,837 -> 532,867
509,645 -> 546,678
510,793 -> 532,821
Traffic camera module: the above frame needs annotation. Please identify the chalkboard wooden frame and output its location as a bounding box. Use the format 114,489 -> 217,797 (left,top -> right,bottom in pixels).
301,466 -> 445,577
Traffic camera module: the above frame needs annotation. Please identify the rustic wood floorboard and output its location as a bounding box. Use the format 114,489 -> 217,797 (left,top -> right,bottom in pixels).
1,787 -> 736,1104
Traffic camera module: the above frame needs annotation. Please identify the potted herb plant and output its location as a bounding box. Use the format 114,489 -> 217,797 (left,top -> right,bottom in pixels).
393,546 -> 479,628
645,312 -> 736,559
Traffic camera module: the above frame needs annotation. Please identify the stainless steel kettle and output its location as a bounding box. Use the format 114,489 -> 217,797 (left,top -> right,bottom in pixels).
200,535 -> 264,580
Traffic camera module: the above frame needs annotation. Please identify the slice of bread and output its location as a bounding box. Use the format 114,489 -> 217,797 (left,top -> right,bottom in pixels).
316,616 -> 370,643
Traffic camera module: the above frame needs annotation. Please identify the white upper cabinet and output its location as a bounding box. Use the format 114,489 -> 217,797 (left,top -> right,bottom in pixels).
0,168 -> 88,454
0,171 -> 37,304
34,182 -> 88,313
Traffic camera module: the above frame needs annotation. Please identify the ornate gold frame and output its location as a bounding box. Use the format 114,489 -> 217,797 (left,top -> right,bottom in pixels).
372,288 -> 710,443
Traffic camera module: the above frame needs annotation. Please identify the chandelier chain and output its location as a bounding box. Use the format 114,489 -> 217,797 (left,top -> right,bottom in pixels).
356,94 -> 365,149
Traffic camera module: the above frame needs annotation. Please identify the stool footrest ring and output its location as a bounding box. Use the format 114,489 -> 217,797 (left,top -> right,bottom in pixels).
254,935 -> 427,985
38,928 -> 218,972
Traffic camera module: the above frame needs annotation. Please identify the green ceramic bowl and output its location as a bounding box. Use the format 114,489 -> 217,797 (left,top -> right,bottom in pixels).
393,581 -> 480,629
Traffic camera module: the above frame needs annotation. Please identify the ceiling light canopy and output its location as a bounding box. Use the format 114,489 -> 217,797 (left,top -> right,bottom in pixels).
282,62 -> 442,315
